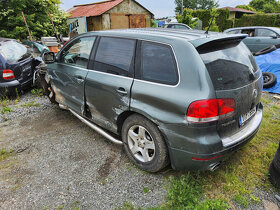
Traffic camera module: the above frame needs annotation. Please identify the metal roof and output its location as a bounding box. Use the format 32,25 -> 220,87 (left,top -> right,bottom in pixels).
67,0 -> 153,18
67,0 -> 124,18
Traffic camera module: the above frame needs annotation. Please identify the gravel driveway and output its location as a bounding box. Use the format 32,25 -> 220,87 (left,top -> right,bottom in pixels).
0,91 -> 279,210
0,92 -> 167,209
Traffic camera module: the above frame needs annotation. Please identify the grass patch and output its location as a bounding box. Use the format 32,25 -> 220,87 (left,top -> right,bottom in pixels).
160,96 -> 280,209
21,101 -> 39,108
0,149 -> 13,161
154,173 -> 229,209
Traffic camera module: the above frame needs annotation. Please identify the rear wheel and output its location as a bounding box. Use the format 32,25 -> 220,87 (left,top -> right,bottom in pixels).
122,114 -> 169,172
269,163 -> 280,188
272,146 -> 280,173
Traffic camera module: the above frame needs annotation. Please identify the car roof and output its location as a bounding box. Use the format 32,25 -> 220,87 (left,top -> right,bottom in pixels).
225,26 -> 279,31
0,37 -> 16,42
164,23 -> 187,25
81,28 -> 247,47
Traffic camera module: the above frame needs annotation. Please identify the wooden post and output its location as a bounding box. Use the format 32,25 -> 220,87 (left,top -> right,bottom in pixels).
21,11 -> 32,41
48,12 -> 61,45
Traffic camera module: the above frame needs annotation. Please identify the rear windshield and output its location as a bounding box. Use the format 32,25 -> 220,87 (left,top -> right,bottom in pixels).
0,41 -> 31,64
198,40 -> 259,90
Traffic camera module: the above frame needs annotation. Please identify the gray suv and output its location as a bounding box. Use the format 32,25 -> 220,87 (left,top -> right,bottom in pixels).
42,28 -> 263,172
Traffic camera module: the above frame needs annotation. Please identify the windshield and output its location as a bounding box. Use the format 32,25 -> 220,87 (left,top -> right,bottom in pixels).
199,41 -> 259,90
0,41 -> 31,63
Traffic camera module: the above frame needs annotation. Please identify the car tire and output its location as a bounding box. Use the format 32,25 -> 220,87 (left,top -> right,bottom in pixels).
269,163 -> 280,188
122,114 -> 169,172
254,45 -> 277,56
263,72 -> 277,88
272,145 -> 280,173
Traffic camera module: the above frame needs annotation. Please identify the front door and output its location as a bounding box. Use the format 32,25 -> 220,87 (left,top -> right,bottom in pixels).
86,37 -> 136,133
47,36 -> 95,114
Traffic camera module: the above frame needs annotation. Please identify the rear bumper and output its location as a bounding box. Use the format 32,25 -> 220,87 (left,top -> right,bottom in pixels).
0,78 -> 32,97
161,105 -> 263,171
0,80 -> 20,96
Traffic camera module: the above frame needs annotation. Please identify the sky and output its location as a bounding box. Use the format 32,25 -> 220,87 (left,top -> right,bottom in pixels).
60,0 -> 252,18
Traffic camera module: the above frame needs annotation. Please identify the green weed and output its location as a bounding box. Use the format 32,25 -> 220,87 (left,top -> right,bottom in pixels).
31,88 -> 43,97
0,149 -> 13,161
1,106 -> 13,114
21,101 -> 39,107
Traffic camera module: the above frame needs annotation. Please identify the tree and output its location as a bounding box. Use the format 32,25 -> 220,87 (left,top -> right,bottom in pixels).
249,0 -> 279,13
176,9 -> 198,28
0,0 -> 69,40
204,8 -> 219,32
175,0 -> 219,13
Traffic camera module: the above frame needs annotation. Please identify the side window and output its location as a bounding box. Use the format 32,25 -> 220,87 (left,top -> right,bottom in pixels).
241,29 -> 255,37
60,37 -> 95,68
257,29 -> 277,37
94,37 -> 136,76
140,41 -> 178,85
175,25 -> 188,29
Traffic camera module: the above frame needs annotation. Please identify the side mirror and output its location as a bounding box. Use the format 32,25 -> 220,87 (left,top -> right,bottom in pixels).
43,52 -> 56,64
271,35 -> 278,39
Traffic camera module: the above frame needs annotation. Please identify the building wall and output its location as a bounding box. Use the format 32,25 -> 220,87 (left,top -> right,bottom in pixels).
229,12 -> 236,20
107,0 -> 152,29
85,0 -> 153,31
102,14 -> 111,30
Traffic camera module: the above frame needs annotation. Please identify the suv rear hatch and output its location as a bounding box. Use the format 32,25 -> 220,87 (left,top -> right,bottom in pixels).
196,37 -> 262,146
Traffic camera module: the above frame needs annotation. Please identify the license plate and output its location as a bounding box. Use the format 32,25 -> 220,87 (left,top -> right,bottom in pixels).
239,107 -> 256,126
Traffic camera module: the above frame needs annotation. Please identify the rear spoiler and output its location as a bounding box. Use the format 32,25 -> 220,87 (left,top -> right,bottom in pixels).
190,34 -> 247,48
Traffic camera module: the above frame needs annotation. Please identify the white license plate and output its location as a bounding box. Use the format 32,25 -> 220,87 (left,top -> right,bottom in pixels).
239,107 -> 257,126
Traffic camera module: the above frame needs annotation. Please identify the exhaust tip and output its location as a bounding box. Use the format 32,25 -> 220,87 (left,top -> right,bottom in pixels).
209,162 -> 221,172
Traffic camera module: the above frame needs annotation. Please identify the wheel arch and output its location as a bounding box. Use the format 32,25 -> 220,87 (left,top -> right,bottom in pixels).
117,109 -> 171,148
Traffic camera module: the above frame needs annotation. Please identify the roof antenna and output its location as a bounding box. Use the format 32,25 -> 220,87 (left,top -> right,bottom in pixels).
205,15 -> 215,34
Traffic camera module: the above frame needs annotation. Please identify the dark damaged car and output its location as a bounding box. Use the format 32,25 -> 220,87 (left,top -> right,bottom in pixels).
41,28 -> 263,172
0,40 -> 35,97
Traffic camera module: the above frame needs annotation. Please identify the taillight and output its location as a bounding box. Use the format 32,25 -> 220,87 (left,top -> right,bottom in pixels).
187,99 -> 235,123
3,69 -> 15,80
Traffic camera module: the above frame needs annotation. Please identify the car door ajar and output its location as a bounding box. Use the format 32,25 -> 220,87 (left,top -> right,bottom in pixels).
47,36 -> 95,114
85,37 -> 136,133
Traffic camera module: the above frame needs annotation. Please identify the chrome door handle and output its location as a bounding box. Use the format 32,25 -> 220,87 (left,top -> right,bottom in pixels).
117,87 -> 127,95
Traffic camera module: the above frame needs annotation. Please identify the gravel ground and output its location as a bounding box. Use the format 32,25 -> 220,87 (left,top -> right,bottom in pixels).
0,91 -> 279,209
0,91 -> 167,209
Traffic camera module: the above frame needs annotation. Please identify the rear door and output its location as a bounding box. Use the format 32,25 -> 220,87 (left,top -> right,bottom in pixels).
85,37 -> 136,133
47,36 -> 95,114
198,40 -> 262,140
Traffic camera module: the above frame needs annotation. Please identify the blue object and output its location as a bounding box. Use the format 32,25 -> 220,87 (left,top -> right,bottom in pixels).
255,48 -> 280,94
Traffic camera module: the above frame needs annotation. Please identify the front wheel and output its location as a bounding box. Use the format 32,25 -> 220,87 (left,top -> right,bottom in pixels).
122,114 -> 169,172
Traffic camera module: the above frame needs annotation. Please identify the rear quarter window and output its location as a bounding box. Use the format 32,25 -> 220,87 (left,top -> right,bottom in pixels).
140,41 -> 178,85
